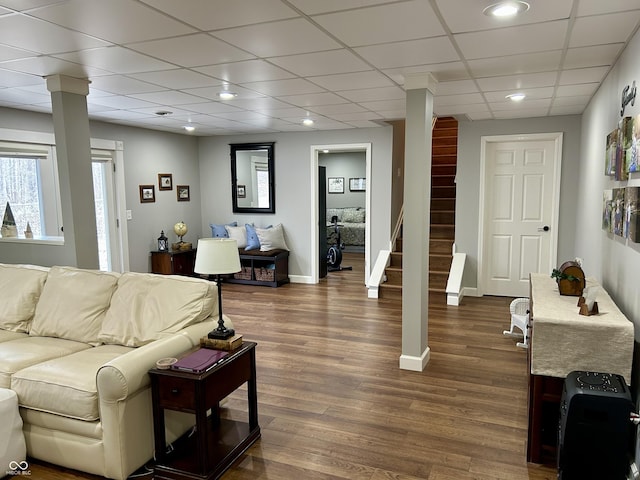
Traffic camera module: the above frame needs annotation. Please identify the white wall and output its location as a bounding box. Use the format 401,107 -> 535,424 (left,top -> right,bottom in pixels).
319,151 -> 366,209
578,27 -> 640,328
198,127 -> 392,281
456,115 -> 582,289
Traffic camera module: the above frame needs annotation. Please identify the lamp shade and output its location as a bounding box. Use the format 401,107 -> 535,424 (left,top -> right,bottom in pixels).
194,238 -> 241,275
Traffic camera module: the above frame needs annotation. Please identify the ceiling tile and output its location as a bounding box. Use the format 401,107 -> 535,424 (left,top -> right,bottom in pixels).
550,105 -> 584,115
56,46 -> 175,74
28,0 -> 196,44
129,69 -> 218,90
0,55 -> 110,79
553,95 -> 592,106
0,67 -> 43,87
128,34 -> 254,68
213,18 -> 342,57
141,0 -> 298,31
491,98 -> 552,111
0,14 -> 109,54
194,60 -> 294,83
563,44 -> 624,69
383,62 -> 469,84
0,44 -> 33,62
569,11 -> 640,48
286,0 -> 395,16
577,0 -> 640,16
182,84 -> 266,101
231,97 -> 292,111
476,72 -> 558,92
355,37 -> 459,69
484,87 -> 555,102
556,83 -> 599,97
128,90 -> 210,106
436,0 -> 574,33
88,95 -> 161,110
436,79 -> 479,96
455,21 -> 568,60
559,66 -> 609,85
357,99 -> 405,112
434,93 -> 484,107
89,75 -> 165,95
313,1 -> 444,46
468,51 -> 563,77
179,102 -> 243,115
336,86 -> 405,103
0,0 -> 66,11
493,109 -> 548,119
0,86 -> 49,104
242,78 -> 325,97
261,107 -> 310,119
309,71 -> 394,91
277,92 -> 347,107
269,49 -> 371,77
307,103 -> 368,115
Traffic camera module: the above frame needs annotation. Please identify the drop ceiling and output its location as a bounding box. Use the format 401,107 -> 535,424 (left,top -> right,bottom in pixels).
0,0 -> 639,136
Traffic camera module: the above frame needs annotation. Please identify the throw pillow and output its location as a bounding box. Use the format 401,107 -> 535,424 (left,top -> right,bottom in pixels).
245,224 -> 260,251
210,221 -> 237,238
256,223 -> 289,251
225,224 -> 247,249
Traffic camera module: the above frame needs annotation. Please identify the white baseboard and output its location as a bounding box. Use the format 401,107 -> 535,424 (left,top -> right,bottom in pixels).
289,275 -> 314,284
463,287 -> 480,297
399,347 -> 431,372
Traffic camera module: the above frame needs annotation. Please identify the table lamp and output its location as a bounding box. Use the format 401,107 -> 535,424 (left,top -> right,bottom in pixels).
194,238 -> 241,339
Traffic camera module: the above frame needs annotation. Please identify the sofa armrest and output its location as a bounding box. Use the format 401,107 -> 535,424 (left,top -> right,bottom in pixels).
97,334 -> 194,402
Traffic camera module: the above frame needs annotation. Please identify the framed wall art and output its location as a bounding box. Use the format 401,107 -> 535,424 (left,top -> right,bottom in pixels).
349,177 -> 366,192
177,185 -> 190,202
158,173 -> 173,190
328,177 -> 344,194
139,185 -> 155,203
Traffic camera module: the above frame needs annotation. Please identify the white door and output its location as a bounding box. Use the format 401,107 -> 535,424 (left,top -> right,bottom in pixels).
481,134 -> 562,297
92,150 -> 121,272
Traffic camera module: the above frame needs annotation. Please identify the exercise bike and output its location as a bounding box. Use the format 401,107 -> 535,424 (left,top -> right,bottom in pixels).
327,215 -> 352,272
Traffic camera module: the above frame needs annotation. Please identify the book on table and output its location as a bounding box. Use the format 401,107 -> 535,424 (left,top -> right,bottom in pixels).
171,348 -> 229,373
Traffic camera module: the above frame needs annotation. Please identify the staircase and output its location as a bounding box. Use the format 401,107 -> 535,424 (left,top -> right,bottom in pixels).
380,117 -> 458,299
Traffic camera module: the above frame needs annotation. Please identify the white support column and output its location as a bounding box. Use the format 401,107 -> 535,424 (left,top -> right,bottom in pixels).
400,73 -> 437,371
46,74 -> 99,269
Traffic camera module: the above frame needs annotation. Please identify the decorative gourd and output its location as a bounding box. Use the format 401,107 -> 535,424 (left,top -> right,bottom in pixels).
551,261 -> 585,296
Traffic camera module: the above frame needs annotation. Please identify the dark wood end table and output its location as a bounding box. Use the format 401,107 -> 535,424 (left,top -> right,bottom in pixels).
149,341 -> 259,480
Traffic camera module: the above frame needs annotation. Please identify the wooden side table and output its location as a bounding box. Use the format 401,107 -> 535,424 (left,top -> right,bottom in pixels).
150,249 -> 196,276
149,342 -> 260,480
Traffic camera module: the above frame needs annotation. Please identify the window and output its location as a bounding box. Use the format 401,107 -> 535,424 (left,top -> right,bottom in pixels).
0,140 -> 62,239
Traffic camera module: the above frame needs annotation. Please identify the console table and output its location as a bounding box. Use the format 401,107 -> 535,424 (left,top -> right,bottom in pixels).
151,249 -> 196,276
527,273 -> 634,464
150,342 -> 260,480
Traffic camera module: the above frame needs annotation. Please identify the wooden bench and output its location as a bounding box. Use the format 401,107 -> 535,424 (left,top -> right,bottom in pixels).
227,249 -> 289,287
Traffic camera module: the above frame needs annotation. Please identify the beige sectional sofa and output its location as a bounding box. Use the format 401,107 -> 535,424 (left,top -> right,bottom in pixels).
0,263 -> 231,480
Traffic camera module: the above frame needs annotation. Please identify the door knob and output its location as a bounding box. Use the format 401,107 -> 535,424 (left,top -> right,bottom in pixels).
538,225 -> 550,232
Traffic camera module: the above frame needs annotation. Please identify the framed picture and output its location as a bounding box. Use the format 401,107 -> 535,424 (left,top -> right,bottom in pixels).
328,177 -> 344,194
237,184 -> 246,198
177,185 -> 190,202
158,173 -> 173,190
349,177 -> 366,192
139,185 -> 155,203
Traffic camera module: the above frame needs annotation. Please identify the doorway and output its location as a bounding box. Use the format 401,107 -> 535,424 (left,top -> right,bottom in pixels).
478,133 -> 562,297
310,143 -> 372,284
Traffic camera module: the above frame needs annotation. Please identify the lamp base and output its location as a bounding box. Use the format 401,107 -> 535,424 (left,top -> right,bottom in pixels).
208,327 -> 235,339
201,333 -> 243,351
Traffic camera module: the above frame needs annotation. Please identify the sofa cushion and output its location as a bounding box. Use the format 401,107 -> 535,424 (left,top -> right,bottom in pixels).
0,336 -> 91,389
98,273 -> 217,347
12,344 -> 132,422
30,266 -> 120,346
256,224 -> 289,251
0,264 -> 49,333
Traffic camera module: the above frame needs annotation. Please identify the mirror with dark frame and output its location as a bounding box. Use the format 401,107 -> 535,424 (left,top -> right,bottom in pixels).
230,142 -> 275,214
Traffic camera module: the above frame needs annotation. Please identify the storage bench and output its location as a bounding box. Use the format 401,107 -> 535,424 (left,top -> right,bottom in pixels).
227,249 -> 289,287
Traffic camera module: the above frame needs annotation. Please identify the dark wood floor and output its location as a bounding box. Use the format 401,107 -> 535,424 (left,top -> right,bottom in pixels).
29,253 -> 556,479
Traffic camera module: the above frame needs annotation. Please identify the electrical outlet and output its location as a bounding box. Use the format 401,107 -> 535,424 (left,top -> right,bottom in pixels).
126,210 -> 132,220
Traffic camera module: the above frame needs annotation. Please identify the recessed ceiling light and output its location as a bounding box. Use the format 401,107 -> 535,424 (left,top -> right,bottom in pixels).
506,93 -> 526,101
302,118 -> 314,126
218,91 -> 237,100
183,125 -> 195,132
483,1 -> 529,17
